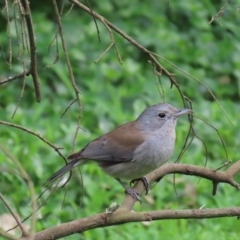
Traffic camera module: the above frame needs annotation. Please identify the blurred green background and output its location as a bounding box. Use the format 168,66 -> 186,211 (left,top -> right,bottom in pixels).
0,0 -> 240,239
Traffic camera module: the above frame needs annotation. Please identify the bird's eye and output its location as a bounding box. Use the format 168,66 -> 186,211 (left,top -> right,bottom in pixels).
158,113 -> 166,118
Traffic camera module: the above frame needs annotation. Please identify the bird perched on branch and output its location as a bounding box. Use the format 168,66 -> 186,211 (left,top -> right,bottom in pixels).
47,103 -> 191,200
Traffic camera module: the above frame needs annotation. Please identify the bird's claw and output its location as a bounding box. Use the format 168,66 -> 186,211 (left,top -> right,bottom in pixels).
130,177 -> 150,195
125,187 -> 141,203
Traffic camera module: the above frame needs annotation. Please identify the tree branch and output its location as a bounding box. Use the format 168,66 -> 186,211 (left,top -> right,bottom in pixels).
20,0 -> 41,102
18,161 -> 240,239
0,120 -> 66,162
20,207 -> 240,240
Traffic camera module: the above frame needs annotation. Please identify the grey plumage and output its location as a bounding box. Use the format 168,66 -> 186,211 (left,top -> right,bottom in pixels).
47,103 -> 191,199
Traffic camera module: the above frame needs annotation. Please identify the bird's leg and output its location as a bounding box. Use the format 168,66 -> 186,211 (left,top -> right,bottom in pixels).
115,178 -> 141,202
130,177 -> 150,195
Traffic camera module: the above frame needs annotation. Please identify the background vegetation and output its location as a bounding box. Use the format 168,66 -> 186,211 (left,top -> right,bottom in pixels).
0,0 -> 240,239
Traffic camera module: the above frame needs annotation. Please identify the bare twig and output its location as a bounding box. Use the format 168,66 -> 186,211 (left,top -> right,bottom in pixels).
60,98 -> 78,118
0,192 -> 28,237
0,70 -> 31,85
0,144 -> 37,238
7,182 -> 61,233
11,61 -> 27,119
214,160 -> 232,171
209,0 -> 231,24
65,3 -> 74,16
192,114 -> 229,161
85,0 -> 100,42
52,0 -> 82,153
151,53 -> 233,125
3,0 -> 12,67
94,18 -> 122,64
153,63 -> 165,102
0,121 -> 66,162
94,41 -> 114,63
46,32 -> 60,67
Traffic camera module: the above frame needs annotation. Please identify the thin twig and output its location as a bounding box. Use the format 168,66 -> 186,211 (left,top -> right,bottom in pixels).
151,53 -> 233,125
95,18 -> 122,64
60,98 -> 78,118
192,114 -> 229,161
209,0 -> 231,24
4,0 -> 12,67
11,61 -> 27,119
153,63 -> 165,102
52,0 -> 82,153
94,41 -> 114,63
7,183 -> 58,233
13,1 -> 21,55
214,160 -> 232,171
85,0 -> 100,42
0,144 -> 37,238
0,192 -> 28,236
65,3 -> 74,16
0,120 -> 66,162
0,70 -> 31,85
46,32 -> 60,68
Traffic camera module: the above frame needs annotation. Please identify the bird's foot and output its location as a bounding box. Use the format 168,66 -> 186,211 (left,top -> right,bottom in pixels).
125,187 -> 141,203
115,178 -> 142,202
130,177 -> 150,195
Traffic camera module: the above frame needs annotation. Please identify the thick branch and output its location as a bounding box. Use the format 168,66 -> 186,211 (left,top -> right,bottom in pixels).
20,0 -> 41,102
20,207 -> 240,240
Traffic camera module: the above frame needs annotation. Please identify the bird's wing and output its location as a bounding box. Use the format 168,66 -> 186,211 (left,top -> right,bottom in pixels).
68,121 -> 145,162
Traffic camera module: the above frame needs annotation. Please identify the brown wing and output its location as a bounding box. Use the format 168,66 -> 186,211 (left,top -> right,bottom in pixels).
68,121 -> 145,162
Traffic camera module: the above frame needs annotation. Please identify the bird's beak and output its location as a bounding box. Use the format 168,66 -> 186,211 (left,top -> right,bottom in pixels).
175,108 -> 192,118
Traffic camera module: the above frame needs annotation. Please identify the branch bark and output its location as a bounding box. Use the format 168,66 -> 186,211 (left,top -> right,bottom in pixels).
20,207 -> 240,240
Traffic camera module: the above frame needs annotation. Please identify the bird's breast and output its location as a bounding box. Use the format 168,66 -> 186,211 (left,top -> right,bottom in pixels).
138,129 -> 176,168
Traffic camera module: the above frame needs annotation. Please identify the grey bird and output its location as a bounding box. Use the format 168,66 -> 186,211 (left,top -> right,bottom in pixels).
47,103 -> 191,200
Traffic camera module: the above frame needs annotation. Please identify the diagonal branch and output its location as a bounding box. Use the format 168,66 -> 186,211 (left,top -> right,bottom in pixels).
0,120 -> 66,162
121,161 -> 240,210
0,70 -> 31,85
0,192 -> 28,237
69,0 -> 172,81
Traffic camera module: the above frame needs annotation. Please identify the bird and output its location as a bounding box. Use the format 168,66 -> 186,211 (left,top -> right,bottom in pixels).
47,103 -> 192,200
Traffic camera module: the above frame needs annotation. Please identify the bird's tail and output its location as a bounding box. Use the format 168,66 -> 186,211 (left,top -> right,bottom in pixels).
46,158 -> 80,183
